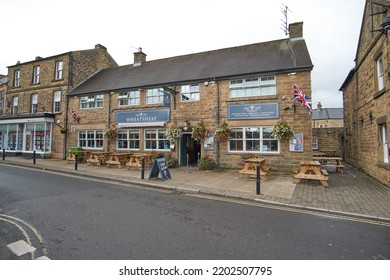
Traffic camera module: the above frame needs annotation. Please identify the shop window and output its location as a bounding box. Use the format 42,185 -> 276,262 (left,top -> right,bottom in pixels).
181,84 -> 199,101
80,95 -> 103,109
144,129 -> 169,151
118,91 -> 140,106
117,129 -> 140,150
55,61 -> 63,80
53,91 -> 61,113
229,127 -> 279,153
78,130 -> 104,149
230,76 -> 276,98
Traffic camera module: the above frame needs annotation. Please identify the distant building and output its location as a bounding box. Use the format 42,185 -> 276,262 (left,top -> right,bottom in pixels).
0,75 -> 7,115
340,0 -> 390,187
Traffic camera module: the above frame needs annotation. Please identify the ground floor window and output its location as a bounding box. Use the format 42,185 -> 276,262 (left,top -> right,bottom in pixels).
117,129 -> 140,150
78,130 -> 103,149
229,127 -> 279,153
379,124 -> 389,163
144,129 -> 170,151
0,122 -> 51,152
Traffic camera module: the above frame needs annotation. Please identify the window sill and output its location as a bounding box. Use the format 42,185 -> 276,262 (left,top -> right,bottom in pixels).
373,88 -> 387,99
377,162 -> 390,170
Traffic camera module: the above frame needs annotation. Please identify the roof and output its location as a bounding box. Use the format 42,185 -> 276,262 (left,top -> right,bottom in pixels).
312,108 -> 343,120
0,75 -> 7,85
70,38 -> 313,95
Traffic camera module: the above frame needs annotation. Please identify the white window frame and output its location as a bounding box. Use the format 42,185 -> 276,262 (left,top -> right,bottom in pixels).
12,96 -> 18,115
376,57 -> 384,91
312,138 -> 318,150
55,61 -> 63,80
53,91 -> 61,113
116,129 -> 140,150
32,66 -> 40,84
118,91 -> 140,106
31,94 -> 38,113
144,128 -> 170,151
146,88 -> 163,104
228,127 -> 280,154
80,94 -> 104,109
14,70 -> 20,87
181,84 -> 200,101
229,76 -> 276,98
78,130 -> 104,149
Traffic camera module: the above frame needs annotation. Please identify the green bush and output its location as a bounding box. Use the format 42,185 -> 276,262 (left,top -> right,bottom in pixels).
198,157 -> 217,170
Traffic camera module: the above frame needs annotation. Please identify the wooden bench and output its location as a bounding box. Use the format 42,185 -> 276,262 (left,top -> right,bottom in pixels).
293,160 -> 329,187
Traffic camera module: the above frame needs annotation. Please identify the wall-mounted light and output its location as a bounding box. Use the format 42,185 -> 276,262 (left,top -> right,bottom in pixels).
380,17 -> 390,32
369,111 -> 373,124
183,121 -> 190,131
359,116 -> 364,126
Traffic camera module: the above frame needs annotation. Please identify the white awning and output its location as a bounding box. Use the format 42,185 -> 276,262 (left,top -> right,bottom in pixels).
117,122 -> 166,128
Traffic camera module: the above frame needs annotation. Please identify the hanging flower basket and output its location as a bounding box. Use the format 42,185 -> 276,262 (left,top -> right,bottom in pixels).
191,122 -> 208,143
271,120 -> 295,140
104,128 -> 118,140
215,122 -> 232,142
165,126 -> 182,141
60,127 -> 67,134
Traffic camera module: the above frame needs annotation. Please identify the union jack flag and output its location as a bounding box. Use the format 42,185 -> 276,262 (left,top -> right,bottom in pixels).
70,108 -> 78,123
293,84 -> 312,114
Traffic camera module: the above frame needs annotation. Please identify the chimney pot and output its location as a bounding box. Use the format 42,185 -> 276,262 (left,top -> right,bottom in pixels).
317,102 -> 322,111
134,49 -> 146,67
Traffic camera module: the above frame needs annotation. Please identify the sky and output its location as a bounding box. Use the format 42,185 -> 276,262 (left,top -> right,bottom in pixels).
0,0 -> 365,108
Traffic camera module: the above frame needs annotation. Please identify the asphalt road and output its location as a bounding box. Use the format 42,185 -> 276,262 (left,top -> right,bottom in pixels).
0,164 -> 389,260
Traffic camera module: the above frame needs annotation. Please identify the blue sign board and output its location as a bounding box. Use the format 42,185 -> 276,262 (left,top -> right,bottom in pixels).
228,103 -> 279,120
116,109 -> 170,125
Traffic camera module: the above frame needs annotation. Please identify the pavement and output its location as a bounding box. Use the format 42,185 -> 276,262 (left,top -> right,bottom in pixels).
1,156 -> 390,224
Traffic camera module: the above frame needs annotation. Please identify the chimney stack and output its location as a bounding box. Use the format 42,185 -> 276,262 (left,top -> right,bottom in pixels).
289,22 -> 303,40
317,102 -> 322,111
134,48 -> 146,67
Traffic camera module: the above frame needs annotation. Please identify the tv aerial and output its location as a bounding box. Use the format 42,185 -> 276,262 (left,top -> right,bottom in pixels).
280,4 -> 292,36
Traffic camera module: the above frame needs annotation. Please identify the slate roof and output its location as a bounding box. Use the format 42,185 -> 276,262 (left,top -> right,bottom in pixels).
70,38 -> 313,95
0,75 -> 7,85
311,108 -> 343,120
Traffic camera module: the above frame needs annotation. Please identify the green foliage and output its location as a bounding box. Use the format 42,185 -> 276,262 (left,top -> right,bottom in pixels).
198,156 -> 217,170
271,120 -> 295,140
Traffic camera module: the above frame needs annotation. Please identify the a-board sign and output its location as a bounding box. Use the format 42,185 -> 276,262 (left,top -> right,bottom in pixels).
149,157 -> 172,181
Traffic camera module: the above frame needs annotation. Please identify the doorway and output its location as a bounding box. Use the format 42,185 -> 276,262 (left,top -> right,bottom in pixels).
180,133 -> 201,166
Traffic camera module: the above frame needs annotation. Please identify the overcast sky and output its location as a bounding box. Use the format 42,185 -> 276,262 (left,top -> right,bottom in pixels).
0,0 -> 365,108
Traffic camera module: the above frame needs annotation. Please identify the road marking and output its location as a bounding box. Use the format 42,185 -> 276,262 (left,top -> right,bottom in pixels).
7,240 -> 36,257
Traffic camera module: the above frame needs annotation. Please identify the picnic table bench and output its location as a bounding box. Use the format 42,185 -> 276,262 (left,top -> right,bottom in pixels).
312,156 -> 344,174
239,158 -> 271,179
294,160 -> 329,187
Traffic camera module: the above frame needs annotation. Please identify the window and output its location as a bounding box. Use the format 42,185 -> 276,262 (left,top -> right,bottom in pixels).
230,76 -> 276,98
80,94 -> 104,109
32,66 -> 40,84
181,84 -> 199,101
379,124 -> 389,164
12,96 -> 18,115
55,61 -> 63,80
78,130 -> 104,149
0,92 -> 3,114
53,91 -> 61,113
31,94 -> 38,113
229,127 -> 279,153
376,57 -> 384,91
117,129 -> 140,150
144,129 -> 170,151
146,88 -> 163,104
13,70 -> 20,87
312,138 -> 318,150
118,91 -> 140,106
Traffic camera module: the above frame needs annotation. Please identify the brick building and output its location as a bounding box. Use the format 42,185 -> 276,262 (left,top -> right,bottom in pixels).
68,22 -> 314,172
0,44 -> 118,158
0,75 -> 7,115
340,0 -> 390,187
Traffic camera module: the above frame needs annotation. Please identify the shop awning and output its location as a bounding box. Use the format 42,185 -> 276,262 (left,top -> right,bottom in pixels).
117,122 -> 166,128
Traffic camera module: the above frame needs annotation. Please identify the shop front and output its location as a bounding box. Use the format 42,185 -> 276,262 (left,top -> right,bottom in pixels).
0,113 -> 54,158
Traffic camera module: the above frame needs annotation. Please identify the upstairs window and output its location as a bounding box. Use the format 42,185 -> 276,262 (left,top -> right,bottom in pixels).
55,61 -> 63,80
12,96 -> 18,115
230,76 -> 276,98
53,91 -> 61,113
13,70 -> 20,87
146,88 -> 163,104
80,94 -> 103,109
31,94 -> 38,113
118,91 -> 140,106
181,84 -> 199,101
32,66 -> 40,84
0,92 -> 3,114
376,56 -> 384,91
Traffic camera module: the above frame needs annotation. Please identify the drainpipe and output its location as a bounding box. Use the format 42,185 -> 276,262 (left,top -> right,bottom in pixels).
63,53 -> 73,159
107,91 -> 111,151
216,80 -> 220,168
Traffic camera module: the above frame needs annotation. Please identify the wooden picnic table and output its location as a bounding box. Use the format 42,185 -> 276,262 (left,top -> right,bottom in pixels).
312,156 -> 344,174
319,150 -> 337,157
126,153 -> 151,170
87,151 -> 112,166
239,157 -> 271,179
66,150 -> 90,163
294,160 -> 329,187
106,152 -> 131,168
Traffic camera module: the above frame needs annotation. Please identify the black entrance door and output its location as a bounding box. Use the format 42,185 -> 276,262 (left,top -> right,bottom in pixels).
180,134 -> 201,166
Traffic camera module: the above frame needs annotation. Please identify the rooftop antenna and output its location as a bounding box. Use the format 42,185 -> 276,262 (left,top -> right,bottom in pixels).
280,4 -> 291,36
130,46 -> 142,52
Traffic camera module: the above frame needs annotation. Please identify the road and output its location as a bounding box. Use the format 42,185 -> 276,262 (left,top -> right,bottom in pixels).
0,164 -> 389,260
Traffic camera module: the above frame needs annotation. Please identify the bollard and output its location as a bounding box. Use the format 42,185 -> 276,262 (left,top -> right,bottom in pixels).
33,151 -> 36,164
2,149 -> 5,160
74,155 -> 78,170
141,157 -> 145,179
256,163 -> 261,195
